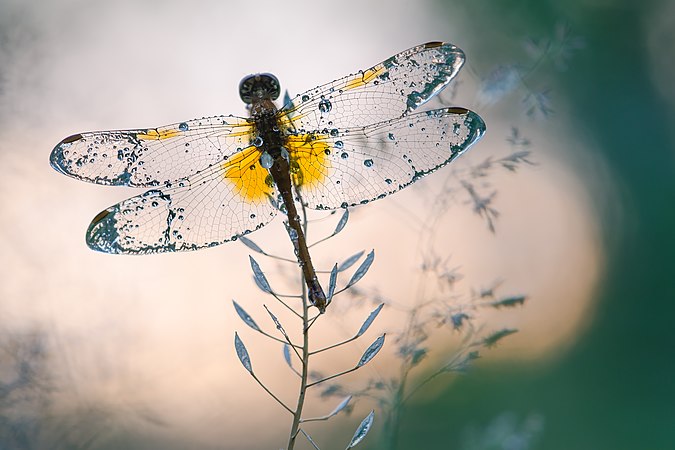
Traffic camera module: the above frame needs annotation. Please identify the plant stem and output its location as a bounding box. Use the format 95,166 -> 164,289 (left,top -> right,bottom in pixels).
286,297 -> 309,450
383,375 -> 406,450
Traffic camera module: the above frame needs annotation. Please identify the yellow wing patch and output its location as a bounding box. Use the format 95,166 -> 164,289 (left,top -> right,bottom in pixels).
222,146 -> 272,201
136,128 -> 182,140
286,134 -> 331,189
220,133 -> 330,201
343,64 -> 387,91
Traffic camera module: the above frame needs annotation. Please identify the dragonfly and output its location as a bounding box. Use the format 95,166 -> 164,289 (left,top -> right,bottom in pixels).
50,41 -> 486,312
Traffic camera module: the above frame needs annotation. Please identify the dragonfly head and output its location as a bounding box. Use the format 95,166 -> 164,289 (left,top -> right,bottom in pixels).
239,73 -> 281,104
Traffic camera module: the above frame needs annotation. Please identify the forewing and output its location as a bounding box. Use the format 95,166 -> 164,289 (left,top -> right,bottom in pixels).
280,42 -> 465,132
50,115 -> 253,187
85,147 -> 279,254
296,108 -> 485,210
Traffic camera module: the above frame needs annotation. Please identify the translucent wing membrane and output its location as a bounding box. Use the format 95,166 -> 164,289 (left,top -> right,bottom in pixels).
50,115 -> 253,187
295,108 -> 485,210
51,42 -> 485,254
86,156 -> 278,254
281,42 -> 465,132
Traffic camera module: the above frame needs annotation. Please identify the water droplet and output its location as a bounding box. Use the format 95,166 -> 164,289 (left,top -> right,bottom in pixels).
340,152 -> 349,159
388,133 -> 395,140
341,202 -> 348,208
385,178 -> 392,184
260,152 -> 273,169
250,213 -> 256,219
253,136 -> 263,147
318,98 -> 332,113
324,149 -> 331,155
334,141 -> 344,149
330,128 -> 339,137
179,122 -> 189,131
151,201 -> 158,207
302,94 -> 310,102
364,159 -> 374,168
453,123 -> 461,135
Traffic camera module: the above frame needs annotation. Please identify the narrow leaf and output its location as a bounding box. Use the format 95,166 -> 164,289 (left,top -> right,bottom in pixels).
300,429 -> 321,450
338,251 -> 364,272
239,236 -> 265,255
451,312 -> 470,330
232,300 -> 260,332
283,90 -> 293,110
346,250 -> 375,288
264,305 -> 290,340
356,304 -> 384,337
249,255 -> 272,293
357,334 -> 385,367
327,264 -> 338,303
234,332 -> 252,373
410,348 -> 427,366
482,328 -> 518,348
283,343 -> 292,369
346,410 -> 374,449
328,395 -> 352,418
334,209 -> 350,235
265,306 -> 283,331
489,295 -> 526,308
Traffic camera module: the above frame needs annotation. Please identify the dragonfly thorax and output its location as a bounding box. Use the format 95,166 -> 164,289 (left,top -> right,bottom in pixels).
252,108 -> 285,157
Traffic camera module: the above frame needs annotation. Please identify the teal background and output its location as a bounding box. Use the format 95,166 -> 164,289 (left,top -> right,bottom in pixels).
398,1 -> 675,449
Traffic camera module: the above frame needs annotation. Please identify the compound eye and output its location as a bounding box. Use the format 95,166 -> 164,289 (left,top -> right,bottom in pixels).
239,73 -> 280,104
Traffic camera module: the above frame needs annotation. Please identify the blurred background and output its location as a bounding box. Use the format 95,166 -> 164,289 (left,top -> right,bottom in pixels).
0,0 -> 673,448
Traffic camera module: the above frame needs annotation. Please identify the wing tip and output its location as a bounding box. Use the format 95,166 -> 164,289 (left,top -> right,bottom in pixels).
464,109 -> 487,146
61,133 -> 84,144
86,208 -> 123,254
422,41 -> 464,56
50,134 -> 82,175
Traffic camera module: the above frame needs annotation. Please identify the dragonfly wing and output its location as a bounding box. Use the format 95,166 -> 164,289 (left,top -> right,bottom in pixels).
50,115 -> 253,187
293,107 -> 485,210
85,146 -> 279,254
280,42 -> 465,131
